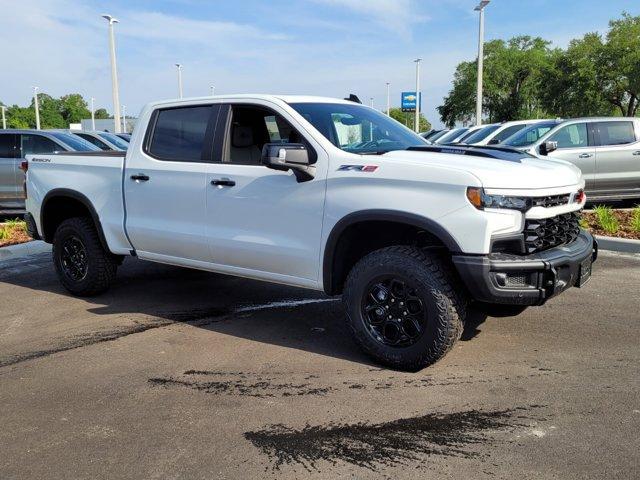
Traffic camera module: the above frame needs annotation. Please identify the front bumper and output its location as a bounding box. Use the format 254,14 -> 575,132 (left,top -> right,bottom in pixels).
452,230 -> 597,306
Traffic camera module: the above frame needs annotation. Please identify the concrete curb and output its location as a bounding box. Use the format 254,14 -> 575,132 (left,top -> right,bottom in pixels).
0,240 -> 51,261
595,235 -> 640,254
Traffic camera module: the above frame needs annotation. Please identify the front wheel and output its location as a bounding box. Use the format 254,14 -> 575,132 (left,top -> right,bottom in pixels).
52,217 -> 118,296
343,246 -> 466,371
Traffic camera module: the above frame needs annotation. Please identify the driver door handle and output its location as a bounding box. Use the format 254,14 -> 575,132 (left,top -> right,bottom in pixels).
130,174 -> 150,181
578,153 -> 593,158
211,178 -> 235,187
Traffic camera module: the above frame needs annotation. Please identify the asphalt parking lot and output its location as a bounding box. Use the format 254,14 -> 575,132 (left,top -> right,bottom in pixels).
0,249 -> 638,479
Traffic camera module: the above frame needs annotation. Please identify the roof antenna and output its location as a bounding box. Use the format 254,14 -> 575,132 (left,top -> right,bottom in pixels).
344,94 -> 362,104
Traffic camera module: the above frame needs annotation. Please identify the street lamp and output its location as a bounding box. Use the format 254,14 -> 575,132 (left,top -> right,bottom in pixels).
1,106 -> 6,129
175,64 -> 183,99
474,0 -> 490,126
102,14 -> 122,133
90,97 -> 96,130
210,85 -> 215,96
386,82 -> 390,116
33,86 -> 41,130
413,58 -> 422,133
121,105 -> 126,133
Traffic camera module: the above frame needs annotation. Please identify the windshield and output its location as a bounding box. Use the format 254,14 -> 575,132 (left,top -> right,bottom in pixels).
426,130 -> 449,142
434,128 -> 469,144
288,102 -> 426,154
501,121 -> 559,147
98,132 -> 130,150
49,132 -> 101,151
461,124 -> 500,144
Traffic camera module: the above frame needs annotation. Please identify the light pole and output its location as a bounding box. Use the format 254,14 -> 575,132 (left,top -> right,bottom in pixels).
90,97 -> 96,130
370,97 -> 374,108
102,14 -> 122,133
121,105 -> 126,133
1,106 -> 6,129
386,82 -> 390,116
33,86 -> 41,130
413,58 -> 421,133
474,0 -> 490,126
175,64 -> 183,99
210,85 -> 215,96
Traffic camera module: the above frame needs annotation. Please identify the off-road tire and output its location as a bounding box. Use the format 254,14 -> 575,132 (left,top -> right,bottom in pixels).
343,246 -> 467,371
52,217 -> 118,296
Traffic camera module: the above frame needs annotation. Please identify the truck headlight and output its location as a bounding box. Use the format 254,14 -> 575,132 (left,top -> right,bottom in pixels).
466,187 -> 530,212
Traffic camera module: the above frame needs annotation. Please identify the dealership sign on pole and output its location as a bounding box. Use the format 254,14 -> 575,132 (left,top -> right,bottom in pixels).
401,92 -> 421,112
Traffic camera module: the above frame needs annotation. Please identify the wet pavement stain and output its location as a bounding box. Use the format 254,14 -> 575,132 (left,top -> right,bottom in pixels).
245,407 -> 538,472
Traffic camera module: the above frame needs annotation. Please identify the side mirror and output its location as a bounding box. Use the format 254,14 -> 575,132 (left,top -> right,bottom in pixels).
539,140 -> 558,156
261,143 -> 315,182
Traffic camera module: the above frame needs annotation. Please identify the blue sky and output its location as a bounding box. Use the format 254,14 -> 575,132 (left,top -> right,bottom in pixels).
1,0 -> 638,127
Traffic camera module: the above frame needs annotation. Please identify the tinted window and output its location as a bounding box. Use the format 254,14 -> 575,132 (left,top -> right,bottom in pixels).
596,121 -> 636,146
502,121 -> 558,147
491,124 -> 526,143
98,132 -> 130,150
462,124 -> 500,144
149,106 -> 212,161
76,133 -> 111,150
0,134 -> 16,158
435,128 -> 469,144
48,132 -> 100,151
20,134 -> 63,156
548,123 -> 588,149
225,105 -> 306,165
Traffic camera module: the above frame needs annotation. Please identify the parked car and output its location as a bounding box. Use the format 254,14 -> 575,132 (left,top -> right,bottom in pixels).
421,129 -> 445,141
456,123 -> 500,144
23,95 -> 595,370
508,117 -> 640,201
115,133 -> 132,142
0,130 -> 100,214
423,129 -> 449,143
66,130 -> 129,151
453,124 -> 491,144
433,127 -> 470,144
500,119 -> 564,149
467,120 -> 554,146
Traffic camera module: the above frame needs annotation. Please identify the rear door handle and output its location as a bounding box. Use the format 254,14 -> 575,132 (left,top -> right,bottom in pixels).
578,153 -> 593,158
211,178 -> 235,187
130,174 -> 150,181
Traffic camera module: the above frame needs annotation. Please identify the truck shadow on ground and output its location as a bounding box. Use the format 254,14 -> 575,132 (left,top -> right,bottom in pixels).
0,255 -> 487,369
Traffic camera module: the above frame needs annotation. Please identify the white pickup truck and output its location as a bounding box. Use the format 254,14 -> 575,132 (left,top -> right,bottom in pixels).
23,95 -> 597,370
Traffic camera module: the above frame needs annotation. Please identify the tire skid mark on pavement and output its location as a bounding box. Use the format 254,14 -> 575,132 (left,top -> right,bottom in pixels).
0,298 -> 338,369
146,367 -> 562,398
244,405 -> 546,472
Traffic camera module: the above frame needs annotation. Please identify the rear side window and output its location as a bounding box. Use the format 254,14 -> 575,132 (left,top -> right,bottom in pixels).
0,134 -> 16,158
492,124 -> 525,143
148,106 -> 213,161
596,121 -> 636,146
548,123 -> 588,149
76,133 -> 111,150
20,134 -> 63,156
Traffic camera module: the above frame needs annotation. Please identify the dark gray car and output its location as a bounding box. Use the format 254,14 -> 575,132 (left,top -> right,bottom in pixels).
0,130 -> 99,214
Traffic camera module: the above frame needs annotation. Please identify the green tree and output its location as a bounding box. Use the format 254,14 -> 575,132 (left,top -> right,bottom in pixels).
388,107 -> 431,132
30,93 -> 65,129
59,93 -> 91,124
94,108 -> 110,119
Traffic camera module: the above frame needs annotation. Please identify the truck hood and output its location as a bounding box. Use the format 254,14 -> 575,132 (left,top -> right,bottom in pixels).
380,150 -> 582,190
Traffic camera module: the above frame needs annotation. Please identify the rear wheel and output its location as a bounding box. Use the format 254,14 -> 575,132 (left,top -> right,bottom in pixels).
343,246 -> 466,371
52,217 -> 118,296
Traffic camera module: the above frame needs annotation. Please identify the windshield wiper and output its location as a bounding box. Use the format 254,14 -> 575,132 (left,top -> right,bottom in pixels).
359,150 -> 391,155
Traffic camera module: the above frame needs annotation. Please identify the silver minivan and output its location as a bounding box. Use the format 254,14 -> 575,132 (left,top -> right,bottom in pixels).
503,118 -> 640,201
0,130 -> 99,214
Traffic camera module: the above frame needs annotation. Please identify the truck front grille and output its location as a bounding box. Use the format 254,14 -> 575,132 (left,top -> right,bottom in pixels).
530,193 -> 571,208
524,212 -> 581,254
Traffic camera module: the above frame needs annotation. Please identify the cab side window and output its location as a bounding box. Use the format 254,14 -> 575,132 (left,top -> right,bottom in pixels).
548,123 -> 588,149
147,105 -> 214,162
20,134 -> 62,156
595,121 -> 636,146
0,134 -> 17,158
223,105 -> 306,165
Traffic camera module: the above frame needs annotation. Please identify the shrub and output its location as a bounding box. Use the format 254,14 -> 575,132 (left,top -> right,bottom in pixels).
593,205 -> 619,235
632,207 -> 640,233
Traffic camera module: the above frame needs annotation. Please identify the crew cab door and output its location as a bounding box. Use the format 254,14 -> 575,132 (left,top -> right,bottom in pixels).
124,103 -> 219,263
0,134 -> 18,208
204,102 -> 327,284
592,120 -> 640,197
545,122 -> 596,190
